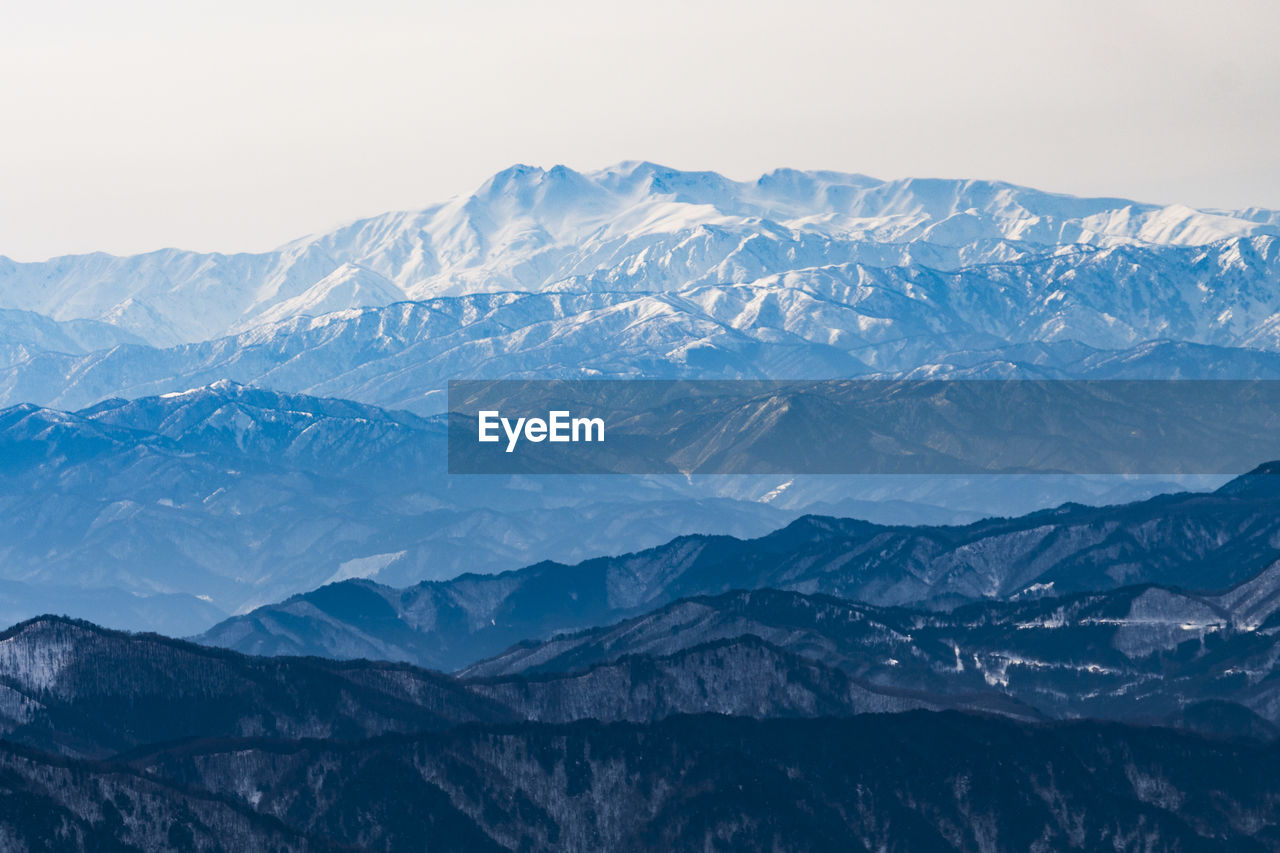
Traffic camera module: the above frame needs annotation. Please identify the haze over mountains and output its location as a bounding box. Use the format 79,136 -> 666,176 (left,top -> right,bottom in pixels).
0,382 -> 820,632
0,377 -> 1224,634
0,167 -> 1276,633
199,464 -> 1280,671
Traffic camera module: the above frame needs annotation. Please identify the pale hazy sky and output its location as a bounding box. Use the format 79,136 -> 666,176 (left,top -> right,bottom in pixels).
3,0 -> 1278,261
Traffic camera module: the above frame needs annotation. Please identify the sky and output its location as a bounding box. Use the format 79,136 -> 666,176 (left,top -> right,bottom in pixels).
3,0 -> 1278,261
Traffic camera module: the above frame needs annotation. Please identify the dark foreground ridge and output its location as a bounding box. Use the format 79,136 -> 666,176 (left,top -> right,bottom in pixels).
3,712 -> 1279,852
0,524 -> 1278,849
2,579 -> 1280,849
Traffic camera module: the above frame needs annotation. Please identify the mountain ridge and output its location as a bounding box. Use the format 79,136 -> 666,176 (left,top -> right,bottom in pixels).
2,163 -> 1276,346
197,463 -> 1280,671
0,382 -> 814,631
6,235 -> 1280,415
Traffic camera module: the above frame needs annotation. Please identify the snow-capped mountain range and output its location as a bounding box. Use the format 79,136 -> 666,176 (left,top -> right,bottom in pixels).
3,162 -> 1278,346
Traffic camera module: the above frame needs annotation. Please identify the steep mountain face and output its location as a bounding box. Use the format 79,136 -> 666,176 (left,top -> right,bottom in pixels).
3,163 -> 1274,346
0,612 -> 1024,767
468,634 -> 1054,724
199,465 -> 1280,671
32,571 -> 1280,756
128,712 -> 1280,852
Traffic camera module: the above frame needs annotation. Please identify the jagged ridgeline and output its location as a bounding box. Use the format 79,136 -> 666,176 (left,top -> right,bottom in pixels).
201,463 -> 1280,671
0,164 -> 1279,413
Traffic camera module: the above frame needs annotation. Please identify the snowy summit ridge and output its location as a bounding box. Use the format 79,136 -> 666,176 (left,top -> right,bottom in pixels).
1,162 -> 1276,346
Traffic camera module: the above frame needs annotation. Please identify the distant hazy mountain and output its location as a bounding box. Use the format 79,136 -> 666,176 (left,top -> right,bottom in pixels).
0,382 -> 817,632
0,308 -> 145,369
198,463 -> 1280,671
6,380 -> 1218,634
3,163 -> 1275,346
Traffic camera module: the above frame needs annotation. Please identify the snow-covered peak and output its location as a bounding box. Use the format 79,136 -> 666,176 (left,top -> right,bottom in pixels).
246,264 -> 406,330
